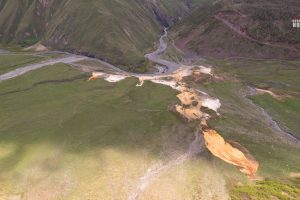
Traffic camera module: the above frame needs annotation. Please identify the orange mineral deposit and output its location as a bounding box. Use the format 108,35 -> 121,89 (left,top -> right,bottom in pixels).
88,76 -> 97,81
203,129 -> 259,179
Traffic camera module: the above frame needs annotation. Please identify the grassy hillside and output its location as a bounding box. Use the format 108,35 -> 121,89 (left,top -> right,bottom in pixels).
201,58 -> 300,199
0,62 -> 237,199
0,0 -> 205,67
0,53 -> 299,199
207,57 -> 300,137
171,0 -> 300,59
0,63 -> 187,199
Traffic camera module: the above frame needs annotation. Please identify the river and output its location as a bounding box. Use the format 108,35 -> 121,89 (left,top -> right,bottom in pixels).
145,28 -> 180,74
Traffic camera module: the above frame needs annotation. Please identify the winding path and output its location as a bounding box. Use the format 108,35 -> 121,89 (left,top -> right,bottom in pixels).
0,56 -> 85,82
128,131 -> 205,200
215,14 -> 300,53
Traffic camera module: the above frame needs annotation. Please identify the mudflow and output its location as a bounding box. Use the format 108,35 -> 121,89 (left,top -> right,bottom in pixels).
88,64 -> 259,179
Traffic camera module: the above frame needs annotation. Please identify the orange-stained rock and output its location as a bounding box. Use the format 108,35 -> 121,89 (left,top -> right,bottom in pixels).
203,129 -> 259,179
177,91 -> 200,105
88,72 -> 103,81
176,105 -> 203,121
88,76 -> 98,81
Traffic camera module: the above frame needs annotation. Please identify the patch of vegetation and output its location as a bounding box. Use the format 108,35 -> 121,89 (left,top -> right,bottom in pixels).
208,59 -> 300,95
251,94 -> 300,137
231,180 -> 300,200
19,36 -> 40,47
208,58 -> 300,137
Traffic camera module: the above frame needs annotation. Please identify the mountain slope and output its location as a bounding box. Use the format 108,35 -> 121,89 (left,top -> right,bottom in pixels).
0,0 -> 201,67
171,0 -> 300,59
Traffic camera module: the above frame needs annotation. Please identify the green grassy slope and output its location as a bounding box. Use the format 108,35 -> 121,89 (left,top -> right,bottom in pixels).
197,59 -> 300,200
208,58 -> 300,136
251,94 -> 300,138
211,58 -> 300,137
0,0 -> 204,67
203,82 -> 300,177
0,62 -> 243,199
0,63 -> 196,199
203,58 -> 300,199
0,0 -> 159,66
231,180 -> 300,200
209,59 -> 300,94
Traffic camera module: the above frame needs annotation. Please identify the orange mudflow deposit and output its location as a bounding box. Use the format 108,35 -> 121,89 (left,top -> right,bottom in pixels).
176,90 -> 203,121
203,129 -> 259,179
174,83 -> 259,179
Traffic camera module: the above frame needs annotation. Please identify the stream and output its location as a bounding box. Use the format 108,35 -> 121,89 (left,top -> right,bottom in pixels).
245,87 -> 300,147
144,28 -> 180,74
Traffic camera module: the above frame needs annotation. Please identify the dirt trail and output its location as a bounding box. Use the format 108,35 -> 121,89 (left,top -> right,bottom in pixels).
128,130 -> 205,200
0,56 -> 85,82
128,154 -> 190,200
